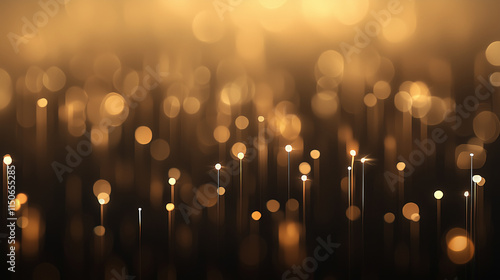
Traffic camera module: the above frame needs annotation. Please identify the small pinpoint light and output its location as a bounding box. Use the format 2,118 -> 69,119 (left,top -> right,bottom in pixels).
215,163 -> 221,170
166,203 -> 175,211
396,162 -> 406,171
470,153 -> 474,157
350,150 -> 357,157
285,145 -> 292,153
472,175 -> 481,183
138,207 -> 142,211
3,154 -> 12,165
348,166 -> 352,171
361,158 -> 366,163
258,116 -> 265,122
464,191 -> 469,197
434,190 -> 443,200
168,178 -> 176,185
237,152 -> 244,160
301,175 -> 307,182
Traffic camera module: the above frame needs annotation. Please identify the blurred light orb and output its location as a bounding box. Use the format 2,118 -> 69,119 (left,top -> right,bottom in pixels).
411,213 -> 420,222
346,205 -> 361,221
310,150 -> 320,159
299,162 -> 311,174
235,115 -> 249,130
166,203 -> 175,212
168,178 -> 176,186
384,212 -> 395,223
402,202 -> 419,220
446,228 -> 475,264
478,177 -> 486,187
317,50 -> 344,78
103,93 -> 125,115
93,179 -> 111,197
183,97 -> 200,114
394,91 -> 412,112
192,10 -> 225,43
473,111 -> 500,143
490,72 -> 500,87
251,211 -> 262,221
311,91 -> 339,118
266,200 -> 280,212
258,116 -> 265,122
485,41 -> 500,66
286,199 -> 299,212
231,142 -> 247,158
237,152 -> 245,160
168,168 -> 181,180
396,162 -> 406,171
350,150 -> 357,156
434,190 -> 443,200
215,163 -> 221,170
42,66 -> 66,92
94,225 -> 105,236
3,154 -> 12,165
17,193 -> 28,204
363,93 -> 377,107
135,126 -> 153,145
285,145 -> 292,152
194,66 -> 211,85
163,96 -> 181,118
217,187 -> 225,195
373,80 -> 391,100
37,98 -> 48,108
464,191 -> 469,197
214,125 -> 230,143
301,175 -> 307,182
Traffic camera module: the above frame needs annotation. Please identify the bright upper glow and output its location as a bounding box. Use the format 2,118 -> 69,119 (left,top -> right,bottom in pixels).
472,175 -> 481,183
350,150 -> 357,156
470,153 -> 474,157
396,162 -> 406,171
166,203 -> 175,211
464,191 -> 469,197
361,158 -> 366,163
215,163 -> 221,170
301,175 -> 307,182
3,154 -> 12,165
168,178 -> 176,185
237,152 -> 244,160
348,166 -> 352,171
285,145 -> 292,152
434,190 -> 443,200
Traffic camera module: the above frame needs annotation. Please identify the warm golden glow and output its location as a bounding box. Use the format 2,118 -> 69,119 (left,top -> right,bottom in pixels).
396,162 -> 406,171
402,202 -> 419,220
350,150 -> 356,157
266,200 -> 280,213
97,192 -> 110,205
217,187 -> 225,196
37,98 -> 48,108
235,115 -> 249,130
93,179 -> 111,197
310,150 -> 320,160
168,168 -> 181,180
17,193 -> 28,204
298,162 -> 311,174
251,211 -> 262,221
285,145 -> 293,153
135,126 -> 153,145
384,212 -> 395,223
166,203 -> 175,212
